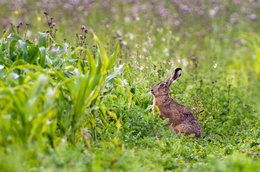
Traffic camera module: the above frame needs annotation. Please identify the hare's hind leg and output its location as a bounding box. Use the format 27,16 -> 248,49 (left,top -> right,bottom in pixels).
173,124 -> 198,138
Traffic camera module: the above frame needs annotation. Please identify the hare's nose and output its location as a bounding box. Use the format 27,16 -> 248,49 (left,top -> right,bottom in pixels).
150,89 -> 153,92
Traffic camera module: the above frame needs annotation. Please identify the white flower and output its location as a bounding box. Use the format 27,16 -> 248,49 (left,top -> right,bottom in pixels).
214,63 -> 218,68
182,59 -> 188,67
162,38 -> 166,42
209,9 -> 216,17
122,41 -> 127,45
124,17 -> 130,23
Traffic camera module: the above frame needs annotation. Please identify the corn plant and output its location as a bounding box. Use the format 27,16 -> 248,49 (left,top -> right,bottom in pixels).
0,31 -> 120,147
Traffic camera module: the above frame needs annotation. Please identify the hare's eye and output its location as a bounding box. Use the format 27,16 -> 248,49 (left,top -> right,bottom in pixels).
159,83 -> 165,87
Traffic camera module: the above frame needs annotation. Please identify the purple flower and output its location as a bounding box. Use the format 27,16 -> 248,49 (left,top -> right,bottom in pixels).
18,20 -> 22,25
79,34 -> 83,39
118,38 -> 122,41
81,25 -> 86,30
52,23 -> 56,26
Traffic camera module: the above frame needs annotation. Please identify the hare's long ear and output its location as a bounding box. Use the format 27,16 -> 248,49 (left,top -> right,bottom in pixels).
166,68 -> 182,87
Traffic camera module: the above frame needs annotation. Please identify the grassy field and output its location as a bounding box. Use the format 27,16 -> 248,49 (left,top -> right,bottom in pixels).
0,0 -> 260,171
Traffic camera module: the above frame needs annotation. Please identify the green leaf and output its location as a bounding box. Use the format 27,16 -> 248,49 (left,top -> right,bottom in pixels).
8,39 -> 18,61
17,40 -> 28,61
38,32 -> 47,48
28,74 -> 48,105
39,47 -> 46,67
27,45 -> 39,64
107,42 -> 119,69
7,33 -> 23,41
104,64 -> 124,88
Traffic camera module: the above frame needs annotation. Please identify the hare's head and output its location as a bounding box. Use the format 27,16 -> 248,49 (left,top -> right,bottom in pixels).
150,68 -> 182,96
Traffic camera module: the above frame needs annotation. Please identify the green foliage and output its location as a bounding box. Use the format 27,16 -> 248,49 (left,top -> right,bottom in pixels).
0,1 -> 260,171
0,32 -> 120,149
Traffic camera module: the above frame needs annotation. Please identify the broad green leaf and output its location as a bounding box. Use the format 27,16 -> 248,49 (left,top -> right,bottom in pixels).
8,39 -> 18,61
39,47 -> 46,67
7,33 -> 23,41
17,40 -> 28,61
104,64 -> 124,88
27,45 -> 39,64
28,74 -> 48,105
38,32 -> 47,48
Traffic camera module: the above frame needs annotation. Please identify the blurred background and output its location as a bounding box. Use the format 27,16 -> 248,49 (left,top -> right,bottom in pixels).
1,0 -> 259,104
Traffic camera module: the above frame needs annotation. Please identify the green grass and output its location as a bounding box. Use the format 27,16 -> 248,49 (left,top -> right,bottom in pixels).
0,0 -> 260,171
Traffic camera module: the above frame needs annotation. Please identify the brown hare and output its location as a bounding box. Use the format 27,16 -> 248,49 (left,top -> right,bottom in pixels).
151,68 -> 202,138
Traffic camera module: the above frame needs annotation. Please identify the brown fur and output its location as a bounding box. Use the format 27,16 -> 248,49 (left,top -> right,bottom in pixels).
151,68 -> 202,138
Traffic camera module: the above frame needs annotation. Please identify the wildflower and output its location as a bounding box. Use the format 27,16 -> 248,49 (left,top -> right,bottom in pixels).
163,48 -> 168,53
162,38 -> 166,42
37,17 -> 41,21
14,10 -> 19,15
122,41 -> 127,45
52,23 -> 56,27
44,11 -> 48,15
182,59 -> 188,67
248,14 -> 257,20
18,20 -> 23,26
81,25 -> 86,30
209,9 -> 216,17
214,64 -> 217,68
79,35 -> 83,39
